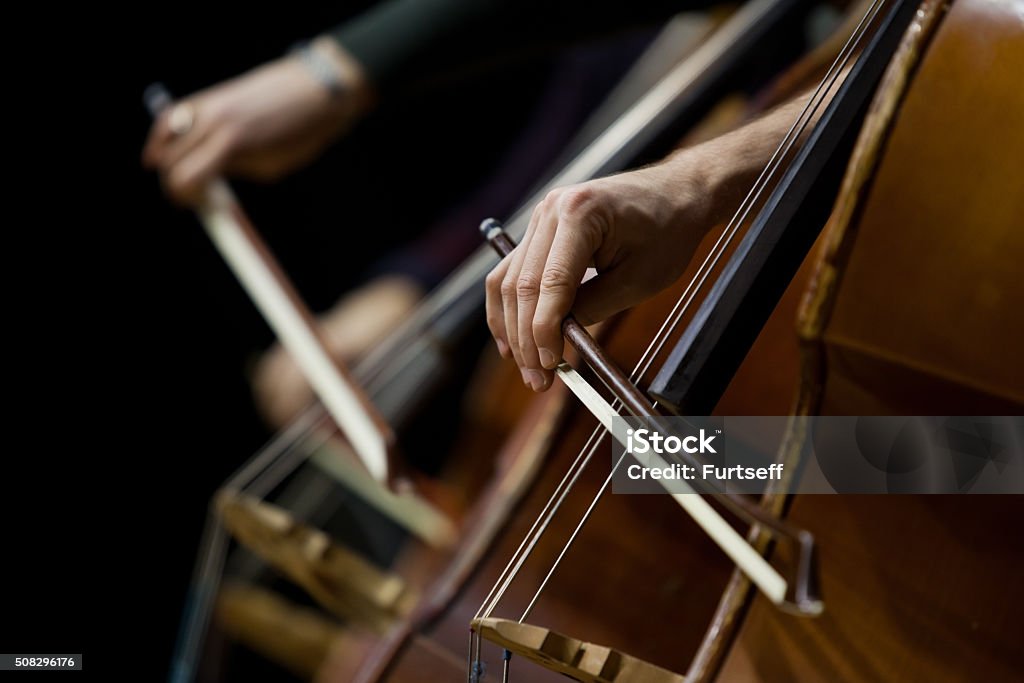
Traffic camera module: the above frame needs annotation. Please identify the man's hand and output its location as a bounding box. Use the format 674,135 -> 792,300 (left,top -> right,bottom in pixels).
485,155 -> 713,392
484,88 -> 825,393
252,276 -> 422,428
143,38 -> 372,205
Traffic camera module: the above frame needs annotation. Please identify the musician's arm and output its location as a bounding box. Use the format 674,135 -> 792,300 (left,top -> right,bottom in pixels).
143,0 -> 693,203
485,90 -> 822,391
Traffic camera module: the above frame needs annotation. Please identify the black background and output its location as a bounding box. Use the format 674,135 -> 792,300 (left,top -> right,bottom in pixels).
5,2 -> 564,677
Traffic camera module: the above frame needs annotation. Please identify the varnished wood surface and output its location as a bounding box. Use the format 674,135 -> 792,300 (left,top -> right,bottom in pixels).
218,494 -> 417,633
718,496 -> 1024,682
713,0 -> 1024,680
216,583 -> 340,678
820,0 -> 1024,413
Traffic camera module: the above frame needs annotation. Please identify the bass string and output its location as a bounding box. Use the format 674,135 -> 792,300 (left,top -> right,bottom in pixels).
472,0 -> 885,634
244,260 -> 487,501
471,421 -> 609,621
631,0 -> 885,383
516,0 -> 880,620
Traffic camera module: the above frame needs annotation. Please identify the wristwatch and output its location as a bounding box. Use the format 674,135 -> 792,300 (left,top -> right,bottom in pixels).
289,40 -> 348,98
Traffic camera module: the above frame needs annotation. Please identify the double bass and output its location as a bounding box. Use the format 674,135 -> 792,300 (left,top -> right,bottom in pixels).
465,0 -> 1024,681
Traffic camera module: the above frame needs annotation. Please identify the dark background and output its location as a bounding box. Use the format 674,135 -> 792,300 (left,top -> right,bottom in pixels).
4,2 -> 571,677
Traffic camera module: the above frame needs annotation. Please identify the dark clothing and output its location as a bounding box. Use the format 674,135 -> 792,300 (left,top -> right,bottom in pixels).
365,33 -> 655,288
331,0 -> 695,93
330,0 -> 698,288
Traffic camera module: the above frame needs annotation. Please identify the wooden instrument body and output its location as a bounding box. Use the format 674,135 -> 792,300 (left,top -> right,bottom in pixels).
712,0 -> 1024,680
813,0 -> 1024,416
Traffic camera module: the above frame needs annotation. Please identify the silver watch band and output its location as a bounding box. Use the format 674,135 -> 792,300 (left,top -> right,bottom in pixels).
290,40 -> 347,98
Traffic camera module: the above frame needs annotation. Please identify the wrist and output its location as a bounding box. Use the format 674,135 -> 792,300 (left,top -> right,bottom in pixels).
291,37 -> 375,114
652,149 -> 717,235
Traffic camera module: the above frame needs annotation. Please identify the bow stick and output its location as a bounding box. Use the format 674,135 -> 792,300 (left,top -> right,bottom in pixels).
144,84 -> 395,485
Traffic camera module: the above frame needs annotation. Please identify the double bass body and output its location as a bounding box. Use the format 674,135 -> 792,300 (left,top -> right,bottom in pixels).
702,0 -> 1024,679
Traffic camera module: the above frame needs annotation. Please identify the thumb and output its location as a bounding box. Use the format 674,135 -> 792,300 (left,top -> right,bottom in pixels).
166,131 -> 235,204
571,269 -> 646,327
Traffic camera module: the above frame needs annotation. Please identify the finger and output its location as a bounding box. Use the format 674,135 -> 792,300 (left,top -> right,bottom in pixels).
485,257 -> 511,358
532,208 -> 603,367
157,120 -> 213,176
500,204 -> 552,379
142,111 -> 177,167
516,200 -> 560,389
501,229 -> 530,377
165,130 -> 236,204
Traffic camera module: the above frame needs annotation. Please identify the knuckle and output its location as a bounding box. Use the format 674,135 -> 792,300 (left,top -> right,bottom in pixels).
559,185 -> 595,215
485,268 -> 502,292
533,313 -> 560,338
516,274 -> 539,299
540,262 -> 574,293
167,168 -> 190,192
529,202 -> 544,226
500,276 -> 517,300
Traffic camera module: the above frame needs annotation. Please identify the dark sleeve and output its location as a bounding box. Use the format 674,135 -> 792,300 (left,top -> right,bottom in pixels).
330,0 -> 694,93
362,32 -> 655,289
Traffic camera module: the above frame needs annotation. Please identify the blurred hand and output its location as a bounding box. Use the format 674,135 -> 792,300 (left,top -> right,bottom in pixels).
143,38 -> 372,205
485,152 -> 716,392
252,275 -> 423,427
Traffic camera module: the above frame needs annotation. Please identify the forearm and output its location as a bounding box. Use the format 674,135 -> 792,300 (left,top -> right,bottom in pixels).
664,89 -> 822,230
